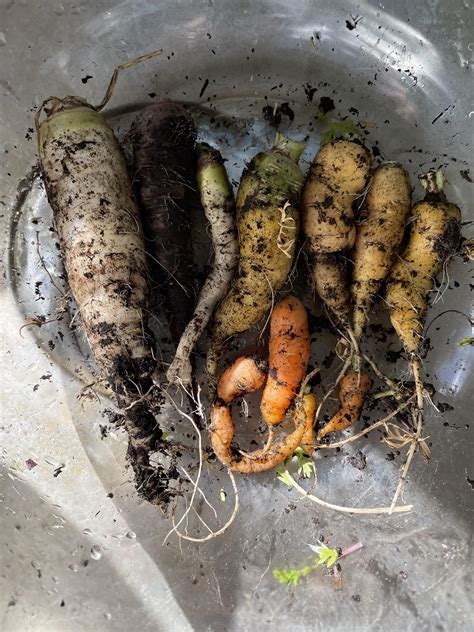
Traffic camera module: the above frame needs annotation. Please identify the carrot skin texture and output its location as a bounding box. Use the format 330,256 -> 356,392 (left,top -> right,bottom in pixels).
38,101 -> 165,502
39,105 -> 152,372
210,393 -> 317,473
303,141 -> 372,253
351,163 -> 411,339
302,140 -> 372,323
131,99 -> 196,342
300,393 -> 317,455
167,144 -> 238,385
209,349 -> 316,472
260,296 -> 310,425
385,191 -> 461,356
217,356 -> 267,404
310,252 -> 351,324
317,371 -> 372,440
207,134 -> 305,377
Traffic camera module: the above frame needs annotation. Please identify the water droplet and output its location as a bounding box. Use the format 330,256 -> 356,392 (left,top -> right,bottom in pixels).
126,531 -> 136,539
104,613 -> 112,620
68,563 -> 78,572
0,33 -> 6,47
90,545 -> 102,560
82,527 -> 92,535
71,6 -> 80,14
52,576 -> 59,583
53,4 -> 65,15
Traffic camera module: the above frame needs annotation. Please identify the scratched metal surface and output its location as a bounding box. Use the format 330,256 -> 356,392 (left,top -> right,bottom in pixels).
1,1 -> 473,631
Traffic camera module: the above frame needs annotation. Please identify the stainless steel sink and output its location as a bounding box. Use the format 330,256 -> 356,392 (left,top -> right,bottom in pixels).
1,1 -> 472,630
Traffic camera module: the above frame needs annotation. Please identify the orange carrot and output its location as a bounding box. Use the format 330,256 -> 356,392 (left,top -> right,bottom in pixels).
217,356 -> 267,404
209,404 -> 235,467
317,370 -> 372,440
209,393 -> 317,473
260,296 -> 311,426
300,393 -> 317,455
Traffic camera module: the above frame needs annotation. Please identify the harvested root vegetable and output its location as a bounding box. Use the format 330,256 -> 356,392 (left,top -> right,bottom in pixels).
311,252 -> 351,326
351,162 -> 412,339
302,140 -> 372,323
260,296 -> 311,425
386,170 -> 461,360
210,392 -> 317,473
35,52 -> 171,504
130,99 -> 196,343
384,169 -> 461,511
385,169 -> 461,408
167,143 -> 238,385
300,397 -> 316,456
217,356 -> 267,404
207,133 -> 305,377
317,371 -> 372,440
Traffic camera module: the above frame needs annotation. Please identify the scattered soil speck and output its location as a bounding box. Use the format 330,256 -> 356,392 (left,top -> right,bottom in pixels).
304,83 -> 317,101
319,96 -> 335,114
99,424 -> 109,439
460,169 -> 472,183
199,79 -> 209,98
345,15 -> 362,30
343,450 -> 367,470
437,402 -> 454,413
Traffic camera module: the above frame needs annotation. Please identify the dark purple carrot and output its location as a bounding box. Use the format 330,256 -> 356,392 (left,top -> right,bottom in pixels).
130,99 -> 197,343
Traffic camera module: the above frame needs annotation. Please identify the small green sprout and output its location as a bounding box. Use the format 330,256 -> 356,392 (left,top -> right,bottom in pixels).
308,543 -> 339,568
273,565 -> 313,587
276,467 -> 294,488
276,448 -> 315,487
456,336 -> 474,347
318,112 -> 359,145
293,447 -> 313,479
273,543 -> 340,587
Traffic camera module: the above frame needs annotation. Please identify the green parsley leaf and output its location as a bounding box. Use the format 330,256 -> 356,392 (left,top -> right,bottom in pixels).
293,447 -> 314,479
276,466 -> 294,488
309,543 -> 340,568
273,565 -> 314,587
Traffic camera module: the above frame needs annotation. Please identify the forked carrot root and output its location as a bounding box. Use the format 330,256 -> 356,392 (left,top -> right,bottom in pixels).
209,391 -> 317,473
